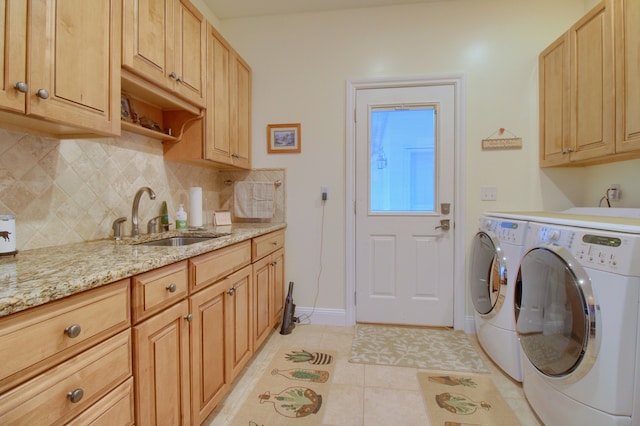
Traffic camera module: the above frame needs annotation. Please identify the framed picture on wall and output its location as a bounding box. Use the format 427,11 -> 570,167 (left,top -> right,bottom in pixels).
267,123 -> 301,153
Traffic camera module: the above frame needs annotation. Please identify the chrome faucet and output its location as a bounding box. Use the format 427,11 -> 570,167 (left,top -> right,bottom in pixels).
132,187 -> 156,237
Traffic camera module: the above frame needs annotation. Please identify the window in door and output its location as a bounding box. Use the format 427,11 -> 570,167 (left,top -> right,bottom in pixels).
369,105 -> 436,213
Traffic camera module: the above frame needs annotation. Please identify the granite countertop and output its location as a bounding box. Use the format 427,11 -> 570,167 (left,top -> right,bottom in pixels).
0,223 -> 286,318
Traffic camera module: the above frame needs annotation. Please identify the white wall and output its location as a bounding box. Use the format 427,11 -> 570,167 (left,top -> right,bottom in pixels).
207,0 -> 634,321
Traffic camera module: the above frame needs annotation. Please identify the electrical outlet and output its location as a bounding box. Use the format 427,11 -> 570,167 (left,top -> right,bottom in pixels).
321,186 -> 329,201
481,186 -> 497,201
608,184 -> 621,200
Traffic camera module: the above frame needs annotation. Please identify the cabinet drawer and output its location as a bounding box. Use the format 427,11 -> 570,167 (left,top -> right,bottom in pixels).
0,330 -> 132,425
252,230 -> 285,261
0,279 -> 130,393
190,241 -> 251,292
67,377 -> 134,426
132,260 -> 188,323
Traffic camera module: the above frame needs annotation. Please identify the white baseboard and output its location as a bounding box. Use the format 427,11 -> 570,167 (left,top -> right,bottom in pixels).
464,315 -> 476,334
293,307 -> 348,326
288,308 -> 477,331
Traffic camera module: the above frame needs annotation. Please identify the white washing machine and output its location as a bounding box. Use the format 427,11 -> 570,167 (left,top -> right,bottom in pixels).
469,214 -> 528,382
515,217 -> 640,426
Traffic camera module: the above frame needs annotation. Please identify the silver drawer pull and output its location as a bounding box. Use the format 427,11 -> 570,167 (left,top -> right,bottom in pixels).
166,283 -> 177,293
67,388 -> 84,403
184,313 -> 193,322
64,324 -> 82,338
35,88 -> 49,99
227,287 -> 236,296
271,241 -> 278,246
14,81 -> 28,93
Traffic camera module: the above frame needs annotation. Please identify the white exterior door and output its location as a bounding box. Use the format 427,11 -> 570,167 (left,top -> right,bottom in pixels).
355,83 -> 455,326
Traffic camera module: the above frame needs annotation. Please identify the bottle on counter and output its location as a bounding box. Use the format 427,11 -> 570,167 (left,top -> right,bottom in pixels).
160,201 -> 170,232
176,204 -> 188,230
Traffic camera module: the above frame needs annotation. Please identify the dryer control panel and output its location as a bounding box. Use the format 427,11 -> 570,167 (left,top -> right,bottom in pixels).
537,225 -> 640,276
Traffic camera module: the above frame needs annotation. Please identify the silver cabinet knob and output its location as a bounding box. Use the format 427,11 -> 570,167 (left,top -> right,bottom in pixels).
227,287 -> 236,296
169,72 -> 177,79
67,388 -> 84,403
64,324 -> 82,338
166,283 -> 177,293
14,82 -> 28,93
35,89 -> 49,99
176,76 -> 184,84
184,313 -> 193,322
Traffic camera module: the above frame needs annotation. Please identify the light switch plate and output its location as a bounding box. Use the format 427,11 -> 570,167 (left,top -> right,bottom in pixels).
481,186 -> 497,201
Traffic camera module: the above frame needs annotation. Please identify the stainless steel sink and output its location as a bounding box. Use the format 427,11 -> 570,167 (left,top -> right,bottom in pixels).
136,236 -> 218,247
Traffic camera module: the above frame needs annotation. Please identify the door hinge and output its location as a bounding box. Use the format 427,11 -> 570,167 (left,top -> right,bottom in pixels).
354,201 -> 357,214
354,108 -> 357,123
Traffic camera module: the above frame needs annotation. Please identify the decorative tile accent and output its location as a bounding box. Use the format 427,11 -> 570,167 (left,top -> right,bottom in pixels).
0,129 -> 285,251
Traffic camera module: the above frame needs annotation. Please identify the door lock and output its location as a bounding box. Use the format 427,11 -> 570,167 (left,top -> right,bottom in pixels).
435,219 -> 450,231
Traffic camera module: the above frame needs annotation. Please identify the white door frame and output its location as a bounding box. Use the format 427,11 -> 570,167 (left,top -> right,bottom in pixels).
345,74 -> 467,330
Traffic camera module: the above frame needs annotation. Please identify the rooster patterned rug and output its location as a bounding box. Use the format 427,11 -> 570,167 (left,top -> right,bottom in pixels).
230,347 -> 336,426
349,324 -> 489,373
418,371 -> 520,425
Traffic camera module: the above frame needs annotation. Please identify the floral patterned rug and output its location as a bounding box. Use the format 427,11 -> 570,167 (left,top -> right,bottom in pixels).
230,347 -> 336,426
418,371 -> 520,425
349,324 -> 489,373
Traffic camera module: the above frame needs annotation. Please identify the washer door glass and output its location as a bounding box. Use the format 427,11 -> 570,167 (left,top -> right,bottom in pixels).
515,246 -> 597,378
470,232 -> 507,317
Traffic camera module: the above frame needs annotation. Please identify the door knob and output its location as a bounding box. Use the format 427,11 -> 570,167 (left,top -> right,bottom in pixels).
435,219 -> 450,231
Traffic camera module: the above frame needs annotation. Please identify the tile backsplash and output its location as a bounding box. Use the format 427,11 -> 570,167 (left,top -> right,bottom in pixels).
0,129 -> 285,251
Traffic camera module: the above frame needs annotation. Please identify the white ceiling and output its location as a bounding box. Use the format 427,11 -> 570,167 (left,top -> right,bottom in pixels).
202,0 -> 455,19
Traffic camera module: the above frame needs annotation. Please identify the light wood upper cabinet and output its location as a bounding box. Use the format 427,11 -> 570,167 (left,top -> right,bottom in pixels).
568,0 -> 615,163
0,0 -> 26,113
540,0 -> 640,167
615,0 -> 640,153
122,0 -> 206,107
539,33 -> 570,167
0,0 -> 121,137
229,52 -> 252,169
203,24 -> 252,169
164,23 -> 252,169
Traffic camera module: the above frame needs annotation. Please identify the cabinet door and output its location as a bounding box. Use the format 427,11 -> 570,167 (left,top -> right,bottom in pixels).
204,25 -> 232,164
122,0 -> 174,91
230,52 -> 252,169
226,265 -> 253,381
252,255 -> 272,349
615,0 -> 640,153
0,0 -> 27,113
173,0 -> 206,106
569,0 -> 615,162
271,248 -> 286,326
189,281 -> 230,425
28,0 -> 121,136
133,300 -> 191,426
539,32 -> 570,167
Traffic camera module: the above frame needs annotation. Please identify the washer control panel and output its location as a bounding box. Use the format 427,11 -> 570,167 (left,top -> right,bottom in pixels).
480,218 -> 527,245
537,225 -> 640,275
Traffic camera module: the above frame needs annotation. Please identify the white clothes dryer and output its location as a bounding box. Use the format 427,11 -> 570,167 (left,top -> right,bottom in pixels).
469,214 -> 528,381
515,218 -> 640,426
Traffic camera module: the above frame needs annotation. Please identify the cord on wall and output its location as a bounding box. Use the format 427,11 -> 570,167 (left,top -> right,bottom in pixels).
298,197 -> 326,325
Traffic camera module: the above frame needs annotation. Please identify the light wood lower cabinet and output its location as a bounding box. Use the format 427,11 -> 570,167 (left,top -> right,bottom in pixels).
133,300 -> 191,426
0,330 -> 132,425
252,230 -> 286,349
66,377 -> 135,426
188,264 -> 253,425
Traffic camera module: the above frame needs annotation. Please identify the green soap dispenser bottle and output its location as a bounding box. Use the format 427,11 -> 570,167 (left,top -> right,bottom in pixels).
176,204 -> 188,230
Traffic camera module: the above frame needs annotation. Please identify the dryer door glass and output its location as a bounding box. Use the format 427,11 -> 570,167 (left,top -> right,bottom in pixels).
515,247 -> 589,377
470,232 -> 507,316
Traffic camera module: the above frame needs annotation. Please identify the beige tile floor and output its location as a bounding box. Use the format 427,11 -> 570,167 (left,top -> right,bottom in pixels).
204,324 -> 543,426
